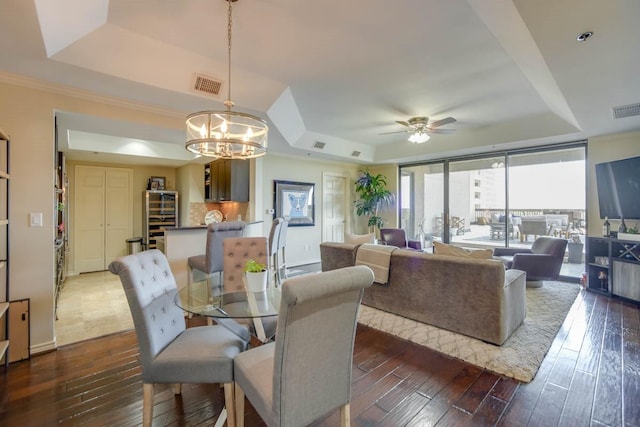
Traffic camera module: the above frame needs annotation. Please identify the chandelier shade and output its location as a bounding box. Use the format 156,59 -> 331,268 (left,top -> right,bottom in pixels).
185,0 -> 268,159
186,110 -> 268,158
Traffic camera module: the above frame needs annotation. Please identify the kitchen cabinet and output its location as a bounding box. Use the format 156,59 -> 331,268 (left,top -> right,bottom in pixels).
204,159 -> 249,202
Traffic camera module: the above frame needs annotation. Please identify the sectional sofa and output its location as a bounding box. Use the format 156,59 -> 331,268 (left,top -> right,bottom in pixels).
320,242 -> 527,345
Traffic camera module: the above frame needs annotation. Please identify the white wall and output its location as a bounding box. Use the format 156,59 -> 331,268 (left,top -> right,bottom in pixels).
260,153 -> 361,266
587,130 -> 640,236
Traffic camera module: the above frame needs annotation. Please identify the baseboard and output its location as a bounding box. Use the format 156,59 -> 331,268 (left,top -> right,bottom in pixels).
31,339 -> 56,355
288,259 -> 320,268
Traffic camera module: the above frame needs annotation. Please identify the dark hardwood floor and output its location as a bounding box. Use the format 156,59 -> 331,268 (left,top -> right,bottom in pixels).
0,288 -> 638,426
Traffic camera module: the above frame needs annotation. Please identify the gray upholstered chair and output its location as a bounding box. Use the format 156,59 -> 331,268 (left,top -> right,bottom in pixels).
493,236 -> 568,287
268,218 -> 284,286
275,218 -> 289,284
379,228 -> 421,250
108,249 -> 249,427
233,265 -> 375,427
187,221 -> 245,287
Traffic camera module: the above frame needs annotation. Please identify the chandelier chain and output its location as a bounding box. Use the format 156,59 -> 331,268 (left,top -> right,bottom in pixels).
226,0 -> 233,109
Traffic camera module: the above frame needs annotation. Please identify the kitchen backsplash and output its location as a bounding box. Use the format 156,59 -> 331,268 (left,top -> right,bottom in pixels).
189,202 -> 249,225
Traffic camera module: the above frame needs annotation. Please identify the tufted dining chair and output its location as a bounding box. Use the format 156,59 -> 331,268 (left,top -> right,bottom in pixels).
108,249 -> 249,427
268,218 -> 284,286
233,265 -> 374,427
187,221 -> 245,287
222,236 -> 277,342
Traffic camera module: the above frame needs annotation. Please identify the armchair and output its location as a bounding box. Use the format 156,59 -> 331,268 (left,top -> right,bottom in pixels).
493,236 -> 568,287
379,228 -> 422,250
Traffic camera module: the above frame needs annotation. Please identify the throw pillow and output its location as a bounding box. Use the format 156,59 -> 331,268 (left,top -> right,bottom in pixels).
433,241 -> 493,260
344,232 -> 375,245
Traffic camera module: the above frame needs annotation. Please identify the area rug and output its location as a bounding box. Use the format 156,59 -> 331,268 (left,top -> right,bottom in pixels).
357,281 -> 581,383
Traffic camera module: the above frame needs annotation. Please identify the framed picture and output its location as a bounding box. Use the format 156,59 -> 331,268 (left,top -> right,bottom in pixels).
274,180 -> 315,226
150,176 -> 166,190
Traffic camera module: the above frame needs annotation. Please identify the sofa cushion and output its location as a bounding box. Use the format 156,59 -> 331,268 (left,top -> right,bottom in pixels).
344,232 -> 375,245
433,242 -> 493,260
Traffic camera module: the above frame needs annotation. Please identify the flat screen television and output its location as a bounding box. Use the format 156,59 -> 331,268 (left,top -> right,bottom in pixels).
595,155 -> 640,220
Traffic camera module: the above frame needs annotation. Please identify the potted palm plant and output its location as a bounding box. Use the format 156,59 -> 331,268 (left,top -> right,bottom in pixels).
245,259 -> 268,292
353,169 -> 395,234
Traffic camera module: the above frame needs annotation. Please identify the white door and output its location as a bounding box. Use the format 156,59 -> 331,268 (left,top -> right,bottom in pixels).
76,166 -> 133,273
105,169 -> 133,266
322,173 -> 348,242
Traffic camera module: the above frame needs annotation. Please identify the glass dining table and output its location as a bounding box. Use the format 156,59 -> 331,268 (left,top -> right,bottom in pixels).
175,278 -> 281,343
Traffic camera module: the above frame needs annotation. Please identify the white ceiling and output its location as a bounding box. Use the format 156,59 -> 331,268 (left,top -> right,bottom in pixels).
1,0 -> 639,166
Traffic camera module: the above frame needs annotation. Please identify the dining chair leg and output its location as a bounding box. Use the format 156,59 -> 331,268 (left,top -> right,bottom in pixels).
222,382 -> 236,427
340,403 -> 350,427
235,383 -> 245,427
142,383 -> 154,427
173,383 -> 182,394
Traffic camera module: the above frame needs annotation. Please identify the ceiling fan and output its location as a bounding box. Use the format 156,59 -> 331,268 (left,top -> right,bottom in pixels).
379,116 -> 456,143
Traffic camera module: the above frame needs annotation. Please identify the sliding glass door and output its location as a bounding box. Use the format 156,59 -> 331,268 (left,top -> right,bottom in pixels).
399,143 -> 586,279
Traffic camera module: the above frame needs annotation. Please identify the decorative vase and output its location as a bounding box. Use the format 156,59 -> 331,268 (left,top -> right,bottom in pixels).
245,271 -> 268,292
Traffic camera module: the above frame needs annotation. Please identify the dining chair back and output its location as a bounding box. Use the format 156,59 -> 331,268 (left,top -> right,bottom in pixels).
268,218 -> 284,284
187,221 -> 245,286
233,265 -> 375,427
108,249 -> 248,427
223,236 -> 269,292
275,218 -> 289,284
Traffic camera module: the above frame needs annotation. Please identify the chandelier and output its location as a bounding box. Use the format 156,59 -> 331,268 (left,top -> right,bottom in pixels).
185,0 -> 268,159
408,131 -> 430,144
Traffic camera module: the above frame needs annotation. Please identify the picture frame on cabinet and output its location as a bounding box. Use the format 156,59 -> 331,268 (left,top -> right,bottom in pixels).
274,180 -> 315,226
149,176 -> 165,190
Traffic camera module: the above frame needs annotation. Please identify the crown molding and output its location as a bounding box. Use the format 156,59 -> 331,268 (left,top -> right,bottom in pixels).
0,71 -> 183,119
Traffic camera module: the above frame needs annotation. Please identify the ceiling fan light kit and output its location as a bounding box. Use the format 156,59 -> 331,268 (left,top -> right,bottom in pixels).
185,0 -> 268,159
379,115 -> 456,144
408,132 -> 430,143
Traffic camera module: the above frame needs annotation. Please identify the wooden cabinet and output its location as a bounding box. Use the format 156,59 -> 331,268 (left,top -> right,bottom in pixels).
0,127 -> 9,368
587,236 -> 640,303
204,159 -> 249,202
144,190 -> 178,250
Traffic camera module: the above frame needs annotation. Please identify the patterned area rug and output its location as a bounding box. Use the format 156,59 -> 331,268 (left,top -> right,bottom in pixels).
357,281 -> 581,383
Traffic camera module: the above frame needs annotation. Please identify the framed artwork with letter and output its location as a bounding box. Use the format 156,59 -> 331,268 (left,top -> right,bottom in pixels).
274,180 -> 315,226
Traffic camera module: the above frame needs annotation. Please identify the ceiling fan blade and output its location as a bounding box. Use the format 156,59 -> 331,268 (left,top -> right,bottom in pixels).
429,117 -> 456,128
395,120 -> 410,127
428,128 -> 456,134
379,130 -> 410,135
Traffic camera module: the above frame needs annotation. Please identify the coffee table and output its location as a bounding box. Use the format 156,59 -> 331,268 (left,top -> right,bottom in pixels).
175,279 -> 281,342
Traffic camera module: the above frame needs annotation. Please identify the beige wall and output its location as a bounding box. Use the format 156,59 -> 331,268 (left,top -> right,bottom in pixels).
0,80 -> 183,353
1,77 -> 638,356
260,153 -> 361,266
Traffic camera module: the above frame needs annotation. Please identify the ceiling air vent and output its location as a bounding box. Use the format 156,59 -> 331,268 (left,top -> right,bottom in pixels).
351,151 -> 361,157
193,74 -> 223,96
612,103 -> 640,119
313,141 -> 326,149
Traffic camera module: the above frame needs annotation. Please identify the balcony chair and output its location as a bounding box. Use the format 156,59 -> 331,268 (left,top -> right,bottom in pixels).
379,228 -> 422,250
233,265 -> 375,427
187,221 -> 245,287
493,236 -> 568,288
108,249 -> 249,427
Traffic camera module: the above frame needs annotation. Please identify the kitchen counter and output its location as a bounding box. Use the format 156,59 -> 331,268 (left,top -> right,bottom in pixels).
163,220 -> 264,288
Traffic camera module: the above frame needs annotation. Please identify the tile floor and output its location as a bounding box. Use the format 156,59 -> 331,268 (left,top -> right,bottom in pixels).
55,271 -> 133,347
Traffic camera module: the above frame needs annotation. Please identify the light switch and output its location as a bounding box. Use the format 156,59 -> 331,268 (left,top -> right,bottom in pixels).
29,212 -> 43,227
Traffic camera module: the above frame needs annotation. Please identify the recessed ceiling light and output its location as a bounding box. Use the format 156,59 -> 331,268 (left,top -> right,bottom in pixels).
576,31 -> 593,42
